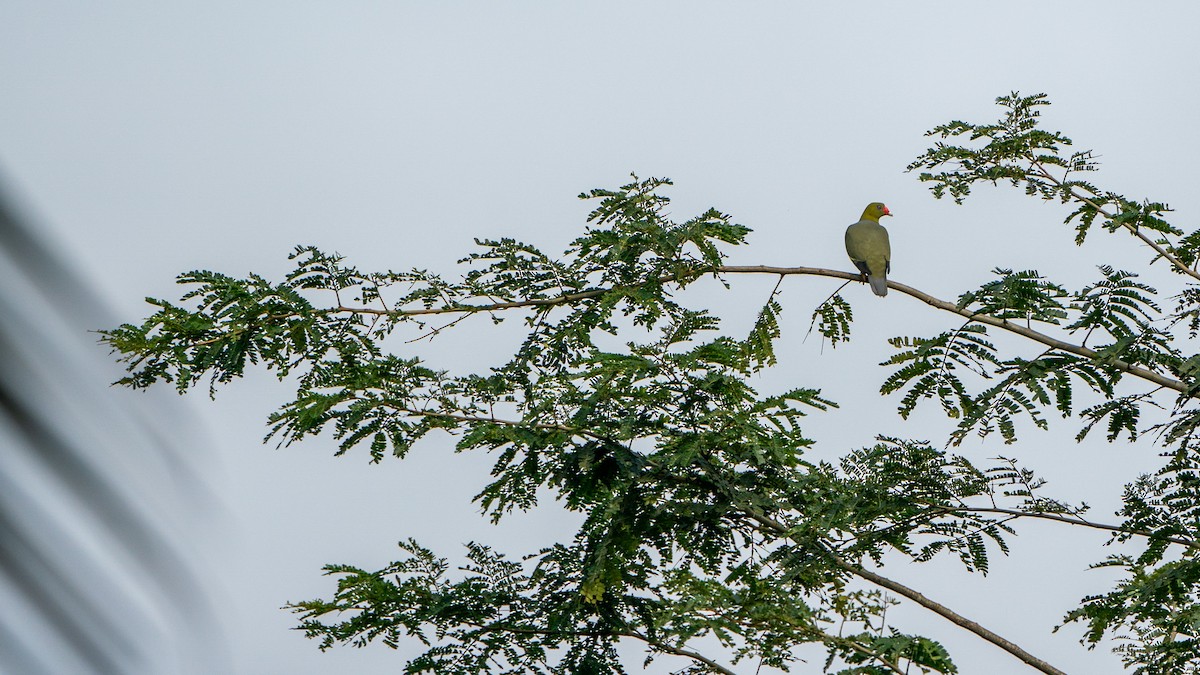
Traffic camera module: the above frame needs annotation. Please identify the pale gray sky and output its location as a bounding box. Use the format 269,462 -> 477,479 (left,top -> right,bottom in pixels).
3,2 -> 1199,673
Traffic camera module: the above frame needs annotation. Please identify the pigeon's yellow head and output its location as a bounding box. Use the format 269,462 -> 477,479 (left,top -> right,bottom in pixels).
860,202 -> 892,221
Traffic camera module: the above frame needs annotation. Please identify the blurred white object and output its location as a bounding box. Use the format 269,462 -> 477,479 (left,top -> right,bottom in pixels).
0,176 -> 226,674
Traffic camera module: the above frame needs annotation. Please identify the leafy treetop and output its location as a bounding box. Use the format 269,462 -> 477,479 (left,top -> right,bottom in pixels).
103,94 -> 1200,674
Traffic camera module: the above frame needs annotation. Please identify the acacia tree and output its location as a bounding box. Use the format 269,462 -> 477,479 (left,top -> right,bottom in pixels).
103,94 -> 1199,674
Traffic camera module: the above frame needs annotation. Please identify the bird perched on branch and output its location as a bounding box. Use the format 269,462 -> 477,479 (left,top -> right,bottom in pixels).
845,202 -> 892,296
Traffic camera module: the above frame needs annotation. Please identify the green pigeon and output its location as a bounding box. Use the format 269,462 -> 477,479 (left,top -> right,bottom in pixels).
844,202 -> 892,297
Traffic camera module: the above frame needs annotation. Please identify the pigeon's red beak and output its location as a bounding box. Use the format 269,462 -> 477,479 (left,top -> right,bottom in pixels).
882,206 -> 892,217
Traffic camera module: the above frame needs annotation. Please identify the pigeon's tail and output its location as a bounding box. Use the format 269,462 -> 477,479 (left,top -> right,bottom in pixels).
868,274 -> 888,297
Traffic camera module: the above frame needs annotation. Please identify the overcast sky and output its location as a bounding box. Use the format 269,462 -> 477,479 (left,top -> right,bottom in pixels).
3,2 -> 1199,673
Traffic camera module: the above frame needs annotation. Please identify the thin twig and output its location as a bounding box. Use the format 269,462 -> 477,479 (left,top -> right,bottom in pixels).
941,505 -> 1197,549
405,313 -> 473,343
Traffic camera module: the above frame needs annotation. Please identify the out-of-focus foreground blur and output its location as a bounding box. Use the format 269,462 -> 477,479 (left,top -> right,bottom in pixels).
0,177 -> 225,674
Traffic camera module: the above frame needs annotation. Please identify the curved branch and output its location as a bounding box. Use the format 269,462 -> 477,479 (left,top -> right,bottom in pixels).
1026,159 -> 1200,283
834,558 -> 1066,675
718,266 -> 1187,394
736,508 -> 1067,675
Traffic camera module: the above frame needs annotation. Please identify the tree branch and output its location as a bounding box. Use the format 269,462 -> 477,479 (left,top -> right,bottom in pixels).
622,629 -> 738,675
941,504 -> 1196,549
1026,159 -> 1200,283
384,406 -> 592,437
324,265 -> 1187,395
735,507 -> 1068,675
465,622 -> 738,675
330,284 -> 616,317
833,557 -> 1067,675
719,266 -> 1187,394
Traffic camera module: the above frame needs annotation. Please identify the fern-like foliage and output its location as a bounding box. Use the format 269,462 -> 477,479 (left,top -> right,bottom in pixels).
290,435 -> 1082,674
899,94 -> 1200,672
1069,266 -> 1161,340
810,293 -> 854,347
880,261 -> 1180,445
1064,445 -> 1200,673
746,292 -> 784,368
956,269 -> 1070,325
907,92 -> 1179,250
810,439 -> 1090,576
881,324 -> 998,423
